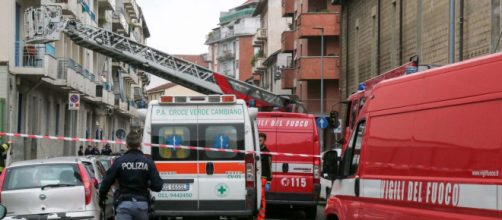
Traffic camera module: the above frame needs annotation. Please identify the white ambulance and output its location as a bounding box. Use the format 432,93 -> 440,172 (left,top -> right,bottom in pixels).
141,95 -> 261,219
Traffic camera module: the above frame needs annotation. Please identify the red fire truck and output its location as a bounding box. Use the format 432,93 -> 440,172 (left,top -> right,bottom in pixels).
322,53 -> 502,219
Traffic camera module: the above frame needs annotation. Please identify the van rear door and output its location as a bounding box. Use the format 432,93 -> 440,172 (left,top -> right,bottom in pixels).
271,117 -> 317,196
197,104 -> 247,211
150,105 -> 199,211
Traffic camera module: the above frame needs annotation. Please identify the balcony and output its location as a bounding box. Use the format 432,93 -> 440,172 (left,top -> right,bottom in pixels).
281,31 -> 295,52
281,68 -> 295,89
137,71 -> 150,84
112,10 -> 129,34
124,0 -> 140,19
296,56 -> 340,80
252,57 -> 266,73
115,97 -> 128,113
257,28 -> 267,40
253,74 -> 261,82
297,13 -> 340,38
99,10 -> 113,29
98,0 -> 115,11
41,0 -> 79,17
218,50 -> 235,61
95,84 -> 115,106
11,43 -> 58,79
57,59 -> 96,96
282,0 -> 294,17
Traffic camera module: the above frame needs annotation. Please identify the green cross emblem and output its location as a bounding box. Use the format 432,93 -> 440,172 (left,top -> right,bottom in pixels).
217,186 -> 227,195
215,183 -> 229,197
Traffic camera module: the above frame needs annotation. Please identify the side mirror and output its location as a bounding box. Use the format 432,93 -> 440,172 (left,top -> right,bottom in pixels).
0,204 -> 6,219
322,150 -> 339,181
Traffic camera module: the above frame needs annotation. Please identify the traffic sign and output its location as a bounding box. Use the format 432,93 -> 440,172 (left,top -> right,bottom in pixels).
316,117 -> 328,129
68,93 -> 80,110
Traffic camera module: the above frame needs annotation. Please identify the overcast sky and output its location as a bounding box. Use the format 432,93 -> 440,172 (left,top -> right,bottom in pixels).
136,0 -> 246,89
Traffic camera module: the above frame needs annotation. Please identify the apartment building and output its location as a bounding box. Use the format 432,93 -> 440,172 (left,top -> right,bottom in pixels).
280,0 -> 341,115
147,83 -> 203,102
0,0 -> 150,161
206,0 -> 261,82
252,0 -> 292,96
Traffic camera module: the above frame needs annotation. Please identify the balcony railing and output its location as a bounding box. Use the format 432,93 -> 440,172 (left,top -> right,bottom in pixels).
218,50 -> 235,61
297,13 -> 341,37
12,42 -> 57,79
124,0 -> 139,19
112,9 -> 129,34
282,0 -> 294,17
281,67 -> 295,89
98,0 -> 115,11
296,56 -> 340,80
281,31 -> 295,52
41,0 -> 79,16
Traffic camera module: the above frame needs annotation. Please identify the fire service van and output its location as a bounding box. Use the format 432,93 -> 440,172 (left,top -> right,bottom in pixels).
141,95 -> 261,219
257,112 -> 320,219
323,53 -> 502,219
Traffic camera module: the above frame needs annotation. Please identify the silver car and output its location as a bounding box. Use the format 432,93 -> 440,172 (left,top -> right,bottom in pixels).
0,157 -> 101,219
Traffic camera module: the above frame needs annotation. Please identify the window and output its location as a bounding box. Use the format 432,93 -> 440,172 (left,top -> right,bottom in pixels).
4,164 -> 82,190
200,124 -> 244,160
151,125 -> 197,161
343,121 -> 366,177
350,99 -> 358,128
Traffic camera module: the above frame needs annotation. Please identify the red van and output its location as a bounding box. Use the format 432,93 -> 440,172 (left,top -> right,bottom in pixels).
323,53 -> 502,219
257,112 -> 320,219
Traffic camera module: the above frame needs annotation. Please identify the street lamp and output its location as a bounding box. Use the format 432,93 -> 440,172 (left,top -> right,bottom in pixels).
313,26 -> 324,152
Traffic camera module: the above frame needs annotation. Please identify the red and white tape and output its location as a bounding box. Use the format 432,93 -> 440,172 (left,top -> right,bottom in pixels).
0,132 -> 320,158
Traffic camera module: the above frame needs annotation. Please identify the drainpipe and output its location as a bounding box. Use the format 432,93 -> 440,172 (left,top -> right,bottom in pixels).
399,0 -> 403,65
448,0 -> 455,63
344,2 -> 350,99
377,0 -> 381,74
459,0 -> 464,61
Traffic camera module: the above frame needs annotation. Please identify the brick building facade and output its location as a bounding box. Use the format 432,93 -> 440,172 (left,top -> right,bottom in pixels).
341,0 -> 502,98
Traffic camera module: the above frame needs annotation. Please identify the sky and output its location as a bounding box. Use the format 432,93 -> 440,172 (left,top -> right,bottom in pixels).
135,0 -> 247,89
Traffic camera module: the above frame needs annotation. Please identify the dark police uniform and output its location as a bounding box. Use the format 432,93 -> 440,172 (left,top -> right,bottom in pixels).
99,149 -> 163,220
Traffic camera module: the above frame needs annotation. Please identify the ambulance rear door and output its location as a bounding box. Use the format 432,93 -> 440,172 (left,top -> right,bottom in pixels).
150,104 -> 200,212
197,104 -> 248,212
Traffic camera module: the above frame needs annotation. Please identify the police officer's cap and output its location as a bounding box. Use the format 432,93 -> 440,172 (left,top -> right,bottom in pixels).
126,131 -> 141,147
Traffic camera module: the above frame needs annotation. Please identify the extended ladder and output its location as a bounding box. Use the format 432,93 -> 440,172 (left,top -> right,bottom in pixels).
25,5 -> 293,109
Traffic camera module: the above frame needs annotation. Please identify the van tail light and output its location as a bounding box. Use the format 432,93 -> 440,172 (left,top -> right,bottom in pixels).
245,153 -> 255,188
0,169 -> 8,202
78,164 -> 92,205
313,157 -> 320,184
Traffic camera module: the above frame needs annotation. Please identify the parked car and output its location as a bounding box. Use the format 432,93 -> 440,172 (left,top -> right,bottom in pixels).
93,156 -> 114,171
54,156 -> 114,219
0,157 -> 101,219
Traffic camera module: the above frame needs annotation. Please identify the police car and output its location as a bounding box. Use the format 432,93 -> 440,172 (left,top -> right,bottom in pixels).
140,95 -> 261,219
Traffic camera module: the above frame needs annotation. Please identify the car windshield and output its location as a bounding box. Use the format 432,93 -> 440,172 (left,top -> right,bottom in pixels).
99,159 -> 111,170
4,163 -> 82,190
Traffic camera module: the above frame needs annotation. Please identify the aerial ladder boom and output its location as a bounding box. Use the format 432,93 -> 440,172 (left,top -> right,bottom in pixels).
24,5 -> 294,109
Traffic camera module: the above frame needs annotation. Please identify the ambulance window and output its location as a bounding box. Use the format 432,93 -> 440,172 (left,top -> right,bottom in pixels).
151,125 -> 197,161
200,124 -> 245,160
344,121 -> 365,176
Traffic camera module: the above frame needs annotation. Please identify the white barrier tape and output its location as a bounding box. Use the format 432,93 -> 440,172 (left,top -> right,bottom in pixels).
0,132 -> 320,158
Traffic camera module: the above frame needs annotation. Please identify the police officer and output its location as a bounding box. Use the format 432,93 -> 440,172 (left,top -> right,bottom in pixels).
0,141 -> 9,173
99,131 -> 163,220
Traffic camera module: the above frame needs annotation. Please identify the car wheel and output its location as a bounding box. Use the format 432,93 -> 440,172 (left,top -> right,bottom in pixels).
305,205 -> 317,220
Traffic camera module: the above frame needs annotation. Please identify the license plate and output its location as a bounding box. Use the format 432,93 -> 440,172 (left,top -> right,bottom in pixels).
162,183 -> 190,191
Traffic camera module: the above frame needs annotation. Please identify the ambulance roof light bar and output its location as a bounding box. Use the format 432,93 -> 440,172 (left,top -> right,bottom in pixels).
159,95 -> 236,104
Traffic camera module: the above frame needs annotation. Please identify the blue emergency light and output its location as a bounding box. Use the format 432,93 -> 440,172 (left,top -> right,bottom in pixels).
358,83 -> 366,91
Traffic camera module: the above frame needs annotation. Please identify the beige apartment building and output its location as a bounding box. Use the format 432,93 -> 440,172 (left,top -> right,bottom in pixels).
252,0 -> 292,96
0,0 -> 150,161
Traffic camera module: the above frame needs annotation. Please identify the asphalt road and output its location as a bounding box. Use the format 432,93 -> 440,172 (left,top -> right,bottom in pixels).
266,204 -> 325,220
